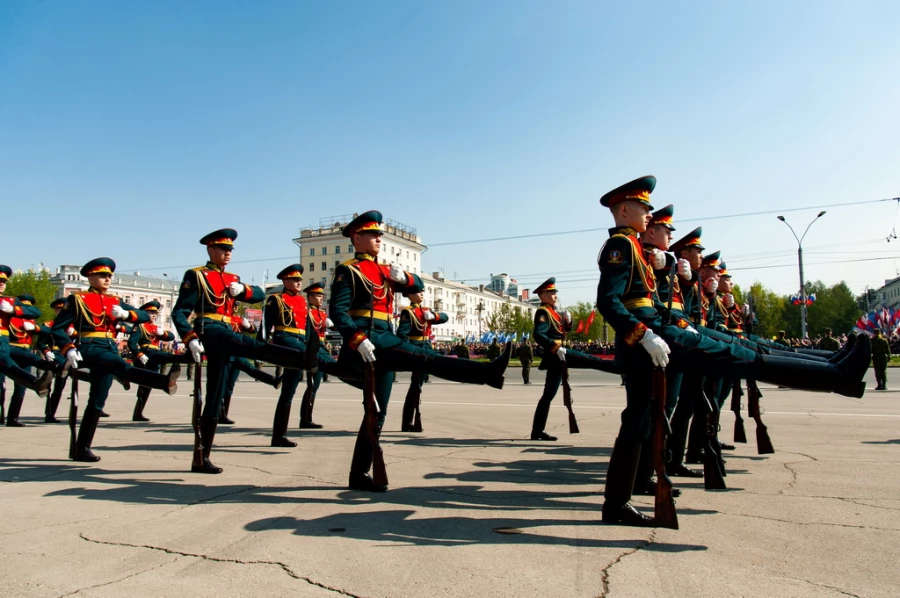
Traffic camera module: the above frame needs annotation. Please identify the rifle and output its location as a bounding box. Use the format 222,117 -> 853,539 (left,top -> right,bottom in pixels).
747,379 -> 774,454
744,293 -> 774,454
651,256 -> 677,528
67,370 -> 78,459
560,319 -> 579,434
730,380 -> 747,443
651,367 -> 678,528
191,362 -> 204,468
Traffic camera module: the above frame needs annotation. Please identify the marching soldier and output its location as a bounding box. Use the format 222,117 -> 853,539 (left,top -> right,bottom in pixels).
41,298 -> 70,423
172,230 -> 310,473
529,277 -> 614,441
5,294 -> 60,426
596,176 -> 871,526
517,341 -> 533,384
396,277 -> 449,432
872,329 -> 891,390
128,300 -> 179,422
330,210 -> 511,492
0,265 -> 54,422
300,281 -> 337,429
52,258 -> 180,462
218,315 -> 282,426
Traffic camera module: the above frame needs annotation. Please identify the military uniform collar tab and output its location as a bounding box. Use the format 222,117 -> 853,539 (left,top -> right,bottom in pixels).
410,302 -> 421,308
643,242 -> 662,250
87,287 -> 106,295
205,261 -> 223,272
355,253 -> 376,261
610,226 -> 638,237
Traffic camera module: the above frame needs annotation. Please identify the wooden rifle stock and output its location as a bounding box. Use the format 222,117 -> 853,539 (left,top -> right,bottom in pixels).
68,371 -> 79,460
731,380 -> 747,444
561,361 -> 579,434
747,380 -> 774,454
191,362 -> 203,467
364,363 -> 388,487
651,367 -> 678,529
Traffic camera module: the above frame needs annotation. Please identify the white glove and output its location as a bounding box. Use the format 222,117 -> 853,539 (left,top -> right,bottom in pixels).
325,317 -> 334,328
638,330 -> 670,367
741,303 -> 751,318
388,264 -> 408,284
64,348 -> 82,371
23,321 -> 37,331
241,317 -> 251,329
723,293 -> 735,308
677,258 -> 691,278
0,301 -> 13,314
228,281 -> 244,297
188,339 -> 205,363
138,354 -> 149,365
357,338 -> 377,363
423,309 -> 436,322
44,350 -> 55,362
155,329 -> 167,337
111,305 -> 129,320
703,278 -> 718,294
560,310 -> 572,324
685,325 -> 700,335
66,326 -> 76,336
557,346 -> 567,362
649,248 -> 666,270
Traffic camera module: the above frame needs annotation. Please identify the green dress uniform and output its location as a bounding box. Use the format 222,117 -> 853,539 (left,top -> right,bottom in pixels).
172,230 -> 307,474
39,298 -> 71,423
516,342 -> 533,384
396,277 -> 450,432
530,277 -> 616,441
596,176 -> 872,526
127,300 -> 184,422
0,266 -> 54,420
872,331 -> 891,390
330,211 -> 510,492
4,295 -> 60,426
52,258 -> 180,462
299,282 -> 338,429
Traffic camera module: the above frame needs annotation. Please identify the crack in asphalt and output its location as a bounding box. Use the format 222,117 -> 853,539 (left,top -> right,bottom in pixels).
730,512 -> 897,532
778,451 -> 817,496
79,533 -> 365,597
786,576 -> 861,597
58,555 -> 180,597
597,530 -> 656,598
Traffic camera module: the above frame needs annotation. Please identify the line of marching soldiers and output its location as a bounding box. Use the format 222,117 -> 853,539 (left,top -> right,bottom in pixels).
0,194 -> 870,526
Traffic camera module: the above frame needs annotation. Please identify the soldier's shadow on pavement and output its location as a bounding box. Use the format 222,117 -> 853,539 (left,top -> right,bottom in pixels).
244,510 -> 710,550
861,439 -> 900,445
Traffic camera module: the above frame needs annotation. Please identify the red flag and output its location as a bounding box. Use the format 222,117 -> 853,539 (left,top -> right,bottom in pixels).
587,310 -> 596,329
575,320 -> 585,334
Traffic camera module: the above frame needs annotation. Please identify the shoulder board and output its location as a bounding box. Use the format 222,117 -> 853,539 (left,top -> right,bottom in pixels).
190,266 -> 206,272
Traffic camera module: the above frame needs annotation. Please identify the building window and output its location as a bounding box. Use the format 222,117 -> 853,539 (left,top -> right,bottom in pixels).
322,247 -> 328,255
413,254 -> 417,261
309,248 -> 315,257
348,245 -> 354,253
310,263 -> 315,272
334,261 -> 339,268
321,262 -> 327,271
166,300 -> 171,308
406,251 -> 409,259
335,245 -> 341,254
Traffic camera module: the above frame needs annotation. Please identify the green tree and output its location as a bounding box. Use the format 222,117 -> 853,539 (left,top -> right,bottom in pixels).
562,300 -> 608,342
745,282 -> 787,339
5,268 -> 59,322
485,303 -> 533,337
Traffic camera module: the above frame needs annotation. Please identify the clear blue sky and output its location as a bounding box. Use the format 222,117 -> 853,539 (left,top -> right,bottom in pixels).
2,1 -> 898,306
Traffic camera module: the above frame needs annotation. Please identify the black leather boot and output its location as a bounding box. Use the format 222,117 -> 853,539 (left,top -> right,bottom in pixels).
602,437 -> 653,526
424,342 -> 511,389
753,335 -> 871,398
271,400 -> 297,447
219,393 -> 235,425
192,418 -> 223,474
132,387 -> 150,422
348,420 -> 386,492
127,366 -> 179,396
5,392 -> 25,427
299,388 -> 322,429
45,375 -> 66,423
73,408 -> 102,462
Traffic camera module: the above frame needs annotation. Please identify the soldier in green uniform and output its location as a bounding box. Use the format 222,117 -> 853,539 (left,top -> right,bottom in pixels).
872,329 -> 891,390
128,300 -> 185,422
396,277 -> 449,432
530,277 -> 616,441
40,298 -> 71,423
455,343 -> 470,359
596,176 -> 871,526
172,230 -> 310,473
487,338 -> 501,361
5,294 -> 61,426
52,258 -> 180,462
517,341 -> 533,384
775,330 -> 790,347
299,281 -> 338,428
820,328 -> 841,351
330,210 -> 511,492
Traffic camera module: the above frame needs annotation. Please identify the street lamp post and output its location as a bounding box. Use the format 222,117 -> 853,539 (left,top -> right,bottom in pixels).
476,301 -> 485,336
777,211 -> 826,340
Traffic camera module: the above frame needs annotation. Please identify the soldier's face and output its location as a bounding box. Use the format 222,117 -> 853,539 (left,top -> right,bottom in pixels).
700,267 -> 719,283
283,278 -> 302,293
681,247 -> 703,270
539,291 -> 557,306
644,224 -> 672,250
354,232 -> 382,256
719,277 -> 733,292
0,281 -> 6,294
407,291 -> 424,304
89,273 -> 112,292
149,313 -> 158,322
619,201 -> 652,232
207,245 -> 232,268
307,293 -> 324,307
